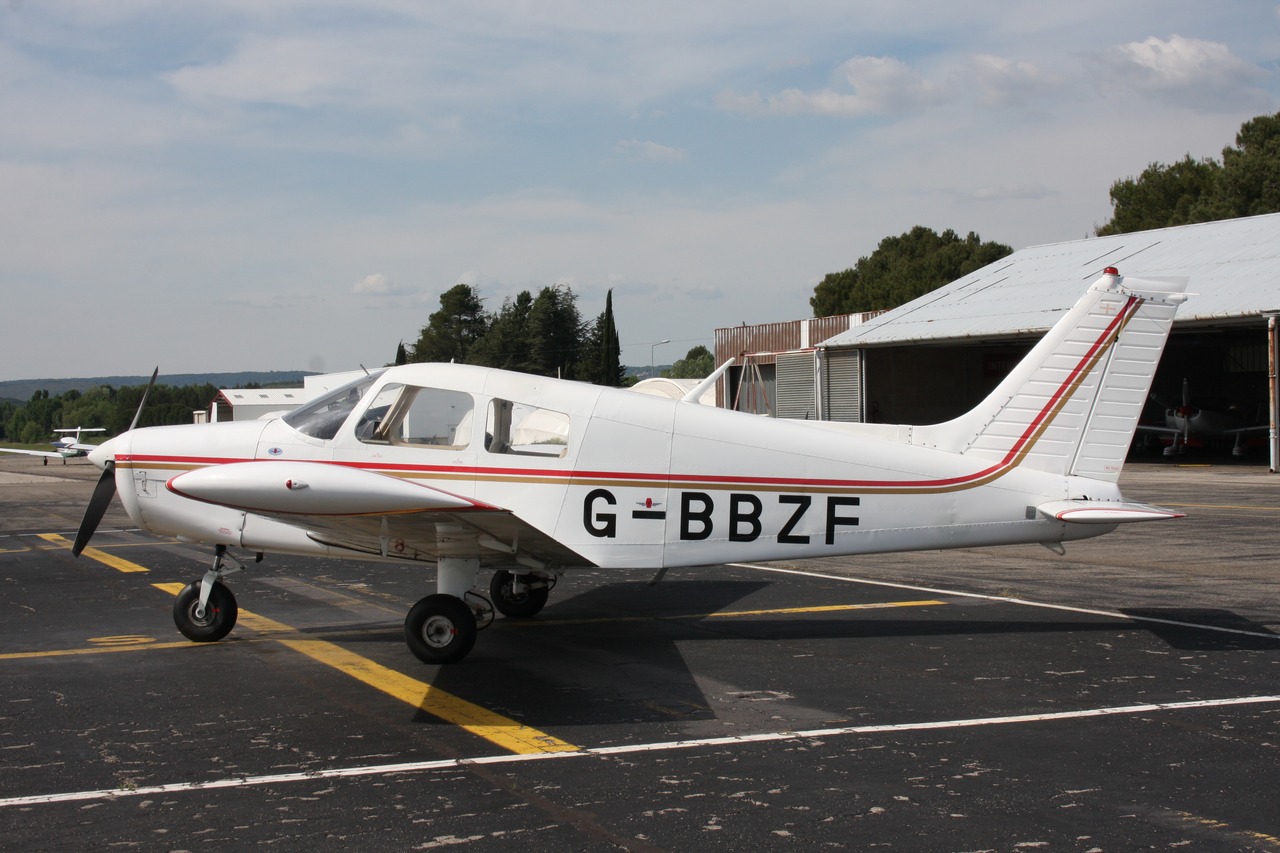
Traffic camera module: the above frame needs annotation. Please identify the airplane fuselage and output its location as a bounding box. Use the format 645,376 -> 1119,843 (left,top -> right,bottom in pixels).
105,363 -> 1114,572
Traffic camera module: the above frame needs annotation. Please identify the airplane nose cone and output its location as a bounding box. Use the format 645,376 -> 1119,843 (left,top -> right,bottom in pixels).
88,437 -> 117,471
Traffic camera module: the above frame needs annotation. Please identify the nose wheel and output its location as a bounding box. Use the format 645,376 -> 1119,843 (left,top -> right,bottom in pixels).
171,545 -> 249,643
173,580 -> 238,642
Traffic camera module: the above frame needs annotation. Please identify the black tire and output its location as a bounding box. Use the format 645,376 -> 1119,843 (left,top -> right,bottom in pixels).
173,580 -> 238,643
404,594 -> 477,664
489,570 -> 550,618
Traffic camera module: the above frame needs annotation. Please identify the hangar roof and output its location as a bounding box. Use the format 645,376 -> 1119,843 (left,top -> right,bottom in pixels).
823,213 -> 1280,349
216,388 -> 304,408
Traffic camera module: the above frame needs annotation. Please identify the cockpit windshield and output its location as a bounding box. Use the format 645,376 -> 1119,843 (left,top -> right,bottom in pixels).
282,371 -> 384,440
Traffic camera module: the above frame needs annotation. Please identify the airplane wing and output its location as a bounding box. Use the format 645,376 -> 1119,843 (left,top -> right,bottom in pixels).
0,447 -> 68,459
167,461 -> 593,570
1134,424 -> 1180,436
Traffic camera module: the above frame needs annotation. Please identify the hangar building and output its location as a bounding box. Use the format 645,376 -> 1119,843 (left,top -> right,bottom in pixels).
716,213 -> 1280,461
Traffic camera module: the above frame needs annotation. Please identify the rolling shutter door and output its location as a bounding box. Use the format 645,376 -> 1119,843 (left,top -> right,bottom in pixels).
775,352 -> 817,419
823,349 -> 862,422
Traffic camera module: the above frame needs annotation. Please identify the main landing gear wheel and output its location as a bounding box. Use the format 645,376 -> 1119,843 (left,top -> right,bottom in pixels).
405,594 -> 477,664
173,580 -> 238,642
489,570 -> 550,618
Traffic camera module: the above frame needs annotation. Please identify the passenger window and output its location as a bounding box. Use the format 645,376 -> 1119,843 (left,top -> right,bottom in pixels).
486,399 -> 570,457
358,383 -> 474,449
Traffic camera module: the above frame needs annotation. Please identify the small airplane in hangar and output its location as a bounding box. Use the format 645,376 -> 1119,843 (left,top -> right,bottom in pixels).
0,427 -> 105,465
1137,378 -> 1268,457
70,268 -> 1188,664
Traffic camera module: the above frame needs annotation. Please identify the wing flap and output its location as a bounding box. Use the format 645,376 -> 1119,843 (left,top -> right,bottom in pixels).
301,509 -> 592,569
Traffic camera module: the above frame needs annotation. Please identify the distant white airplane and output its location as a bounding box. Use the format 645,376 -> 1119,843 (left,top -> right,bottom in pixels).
0,427 -> 106,465
70,269 -> 1189,664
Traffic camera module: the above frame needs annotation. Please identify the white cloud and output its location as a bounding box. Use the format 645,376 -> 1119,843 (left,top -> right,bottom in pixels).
352,272 -> 398,294
967,183 -> 1058,202
718,55 -> 945,117
968,54 -> 1063,107
615,139 -> 688,162
1094,34 -> 1271,111
165,34 -> 414,110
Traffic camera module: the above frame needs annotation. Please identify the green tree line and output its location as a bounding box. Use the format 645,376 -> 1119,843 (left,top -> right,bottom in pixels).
1,382 -> 218,444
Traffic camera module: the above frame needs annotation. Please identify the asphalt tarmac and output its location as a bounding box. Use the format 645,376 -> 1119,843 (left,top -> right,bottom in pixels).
1,452 -> 1278,851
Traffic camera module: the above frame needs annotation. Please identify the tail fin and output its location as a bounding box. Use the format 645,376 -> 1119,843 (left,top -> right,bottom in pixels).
914,269 -> 1188,483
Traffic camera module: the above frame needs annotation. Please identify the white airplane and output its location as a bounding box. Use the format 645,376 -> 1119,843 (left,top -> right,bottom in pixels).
1137,377 -> 1267,457
71,268 -> 1188,664
0,427 -> 106,465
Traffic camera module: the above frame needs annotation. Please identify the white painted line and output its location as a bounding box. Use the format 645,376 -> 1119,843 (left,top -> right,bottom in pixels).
729,563 -> 1280,642
4,694 -> 1278,809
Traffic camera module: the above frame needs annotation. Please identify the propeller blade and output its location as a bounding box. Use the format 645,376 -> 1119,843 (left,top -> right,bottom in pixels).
129,367 -> 159,432
71,369 -> 154,557
72,461 -> 117,557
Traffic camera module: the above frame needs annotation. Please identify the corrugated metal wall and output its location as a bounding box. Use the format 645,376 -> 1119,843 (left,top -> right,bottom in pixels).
714,314 -> 861,367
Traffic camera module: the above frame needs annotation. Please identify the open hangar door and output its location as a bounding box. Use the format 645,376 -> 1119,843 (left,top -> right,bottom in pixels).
852,321 -> 1274,462
857,341 -> 1030,426
1132,322 -> 1272,460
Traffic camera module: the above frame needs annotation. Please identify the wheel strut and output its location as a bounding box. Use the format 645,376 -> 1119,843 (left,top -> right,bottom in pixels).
196,544 -> 248,619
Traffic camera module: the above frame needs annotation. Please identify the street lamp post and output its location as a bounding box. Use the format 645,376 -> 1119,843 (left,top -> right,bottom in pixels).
650,339 -> 670,379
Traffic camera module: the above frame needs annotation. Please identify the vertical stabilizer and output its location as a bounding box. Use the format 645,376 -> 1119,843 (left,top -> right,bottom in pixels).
913,270 -> 1188,483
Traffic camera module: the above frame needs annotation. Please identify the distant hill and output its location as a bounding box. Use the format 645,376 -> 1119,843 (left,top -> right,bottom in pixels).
0,371 -> 314,403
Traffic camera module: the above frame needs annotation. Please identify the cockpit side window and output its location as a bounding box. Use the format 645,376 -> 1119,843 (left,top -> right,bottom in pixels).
283,372 -> 381,440
357,383 -> 474,449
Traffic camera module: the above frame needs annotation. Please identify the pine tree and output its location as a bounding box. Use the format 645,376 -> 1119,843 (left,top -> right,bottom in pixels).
525,284 -> 583,378
583,289 -> 624,386
469,291 -> 533,371
410,284 -> 488,363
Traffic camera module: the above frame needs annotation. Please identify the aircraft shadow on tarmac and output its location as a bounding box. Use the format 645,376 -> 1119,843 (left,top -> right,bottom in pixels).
277,579 -> 1280,728
1120,608 -> 1280,651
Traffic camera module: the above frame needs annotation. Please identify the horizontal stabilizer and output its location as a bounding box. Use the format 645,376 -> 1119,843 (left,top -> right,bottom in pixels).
1036,499 -> 1185,524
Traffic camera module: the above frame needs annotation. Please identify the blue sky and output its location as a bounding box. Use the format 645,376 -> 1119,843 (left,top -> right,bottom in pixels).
2,2 -> 1278,380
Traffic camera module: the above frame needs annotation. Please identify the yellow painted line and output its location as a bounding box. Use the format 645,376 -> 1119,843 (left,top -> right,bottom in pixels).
0,640 -> 200,661
1167,810 -> 1280,847
32,533 -> 581,755
707,600 -> 945,618
37,533 -> 150,573
149,582 -> 577,756
512,599 -> 946,627
72,541 -> 179,550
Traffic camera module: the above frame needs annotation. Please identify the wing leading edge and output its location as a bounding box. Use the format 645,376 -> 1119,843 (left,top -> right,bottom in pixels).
167,461 -> 593,570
